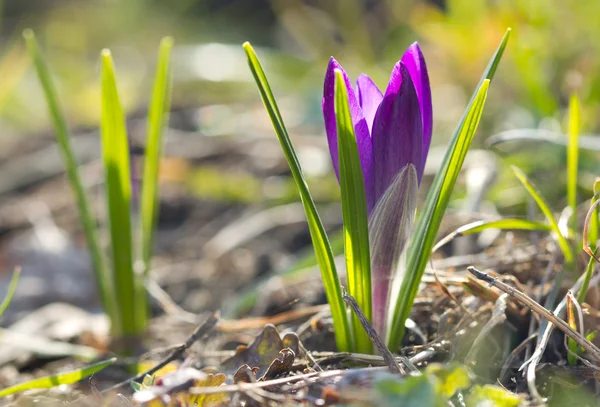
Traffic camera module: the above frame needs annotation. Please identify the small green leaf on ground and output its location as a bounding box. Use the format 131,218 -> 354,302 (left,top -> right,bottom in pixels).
0,358 -> 117,398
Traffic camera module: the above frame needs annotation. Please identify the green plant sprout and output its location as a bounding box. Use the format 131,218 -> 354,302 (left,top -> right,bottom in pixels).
25,30 -> 173,340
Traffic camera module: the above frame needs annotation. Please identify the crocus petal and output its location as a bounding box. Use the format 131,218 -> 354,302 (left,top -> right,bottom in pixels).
372,61 -> 423,200
402,42 -> 432,176
356,74 -> 383,134
369,164 -> 418,337
323,58 -> 374,208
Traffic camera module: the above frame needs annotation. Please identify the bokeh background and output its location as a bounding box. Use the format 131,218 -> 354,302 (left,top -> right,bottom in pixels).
0,0 -> 598,322
2,0 -> 598,200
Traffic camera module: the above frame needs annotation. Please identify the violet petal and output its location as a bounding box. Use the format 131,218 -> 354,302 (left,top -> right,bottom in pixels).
323,58 -> 374,208
369,164 -> 418,336
356,74 -> 383,134
402,42 -> 433,177
372,61 -> 423,199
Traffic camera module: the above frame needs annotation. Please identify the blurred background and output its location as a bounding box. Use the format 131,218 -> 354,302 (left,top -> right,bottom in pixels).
0,0 -> 598,330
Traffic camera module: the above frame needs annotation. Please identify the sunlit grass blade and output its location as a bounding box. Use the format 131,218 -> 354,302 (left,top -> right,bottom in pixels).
587,180 -> 599,249
334,69 -> 372,354
567,94 -> 580,233
566,292 -> 579,365
139,38 -> 174,328
101,50 -> 140,336
387,28 -> 510,350
23,29 -> 117,328
243,42 -> 352,351
433,219 -> 553,253
511,166 -> 573,263
584,188 -> 600,263
141,37 -> 173,275
388,80 -> 491,350
0,357 -> 116,398
578,249 -> 598,304
0,267 -> 20,318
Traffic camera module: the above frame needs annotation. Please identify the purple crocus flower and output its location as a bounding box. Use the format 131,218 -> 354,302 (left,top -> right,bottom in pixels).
322,42 -> 432,336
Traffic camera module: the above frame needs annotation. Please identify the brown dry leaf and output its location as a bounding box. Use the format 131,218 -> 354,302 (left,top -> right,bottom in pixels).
219,324 -> 299,380
263,348 -> 295,380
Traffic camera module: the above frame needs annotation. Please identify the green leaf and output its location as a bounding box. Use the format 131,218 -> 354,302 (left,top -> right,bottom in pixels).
434,218 -> 553,253
334,69 -> 372,354
567,94 -> 580,232
0,357 -> 116,398
425,363 -> 471,398
511,166 -> 573,263
388,80 -> 490,350
100,50 -> 140,336
23,29 -> 116,328
588,181 -> 599,248
242,42 -> 352,351
466,385 -> 521,407
387,28 -> 510,350
578,249 -> 597,304
0,267 -> 20,318
139,37 -> 173,328
374,374 -> 442,407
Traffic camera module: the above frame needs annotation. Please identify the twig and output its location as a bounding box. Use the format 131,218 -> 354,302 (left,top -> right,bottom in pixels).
467,267 -> 600,363
521,269 -> 600,404
105,312 -> 218,392
342,292 -> 407,374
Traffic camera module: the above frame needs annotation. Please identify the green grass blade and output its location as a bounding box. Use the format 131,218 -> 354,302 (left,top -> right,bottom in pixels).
577,249 -> 597,304
23,29 -> 117,329
567,94 -> 580,233
0,357 -> 116,398
139,38 -> 174,330
388,80 -> 491,350
511,166 -> 573,263
433,219 -> 553,253
0,267 -> 20,318
334,69 -> 372,354
387,28 -> 510,350
101,50 -> 140,336
243,42 -> 352,351
141,37 -> 173,275
589,181 -> 599,247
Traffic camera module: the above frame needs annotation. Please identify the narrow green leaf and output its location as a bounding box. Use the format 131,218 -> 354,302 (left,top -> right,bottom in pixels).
589,181 -> 599,248
101,50 -> 140,336
567,94 -> 580,232
139,38 -> 174,329
0,267 -> 20,319
242,42 -> 352,351
566,293 -> 580,365
388,28 -> 510,350
334,69 -> 372,354
388,80 -> 491,350
511,166 -> 573,263
578,249 -> 597,304
0,357 -> 116,398
433,218 -> 552,253
141,37 -> 173,274
23,29 -> 117,328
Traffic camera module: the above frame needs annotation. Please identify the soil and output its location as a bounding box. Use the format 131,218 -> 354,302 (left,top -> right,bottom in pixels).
0,107 -> 599,406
